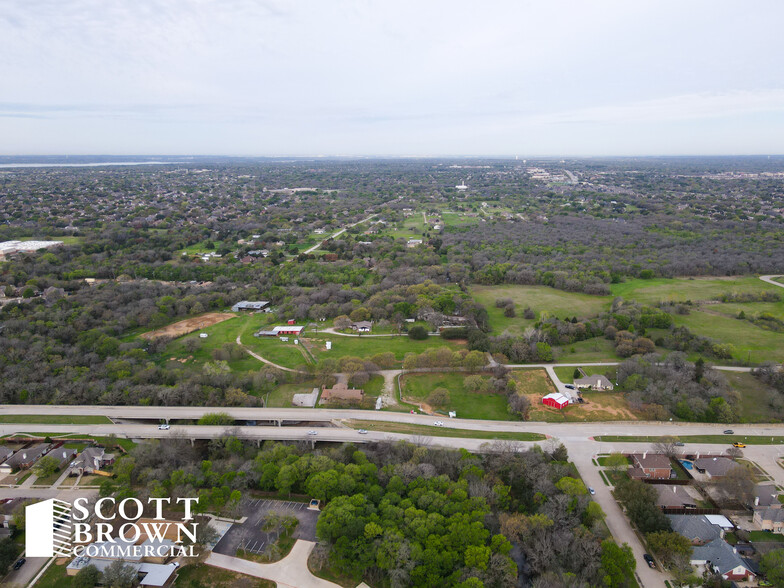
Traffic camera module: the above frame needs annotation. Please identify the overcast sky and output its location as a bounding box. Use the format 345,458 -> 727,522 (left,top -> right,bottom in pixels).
1,0 -> 783,156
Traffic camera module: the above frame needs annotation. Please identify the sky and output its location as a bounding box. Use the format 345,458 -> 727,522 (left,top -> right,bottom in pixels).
1,0 -> 783,156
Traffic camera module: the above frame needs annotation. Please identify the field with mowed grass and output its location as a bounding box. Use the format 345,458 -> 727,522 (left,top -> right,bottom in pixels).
305,333 -> 465,364
509,369 -> 556,396
553,337 -> 620,363
399,372 -> 514,420
672,309 -> 784,363
470,284 -> 611,335
610,275 -> 779,303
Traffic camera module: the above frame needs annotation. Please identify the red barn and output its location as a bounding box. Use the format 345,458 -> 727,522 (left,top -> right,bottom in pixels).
287,319 -> 296,325
542,392 -> 569,410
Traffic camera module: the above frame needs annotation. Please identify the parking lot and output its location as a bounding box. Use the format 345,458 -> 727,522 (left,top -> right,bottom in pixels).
213,497 -> 319,557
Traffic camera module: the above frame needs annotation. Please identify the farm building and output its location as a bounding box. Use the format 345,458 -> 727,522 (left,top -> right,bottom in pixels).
231,300 -> 270,312
254,326 -> 304,337
542,392 -> 569,410
573,374 -> 614,391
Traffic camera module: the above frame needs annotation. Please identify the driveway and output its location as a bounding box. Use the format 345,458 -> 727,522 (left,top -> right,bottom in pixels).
207,540 -> 341,588
214,498 -> 319,557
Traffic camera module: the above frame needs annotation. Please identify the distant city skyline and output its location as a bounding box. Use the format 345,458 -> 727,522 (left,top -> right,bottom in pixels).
1,0 -> 783,156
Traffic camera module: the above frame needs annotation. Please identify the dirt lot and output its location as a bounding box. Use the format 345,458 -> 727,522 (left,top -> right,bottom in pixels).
139,312 -> 236,340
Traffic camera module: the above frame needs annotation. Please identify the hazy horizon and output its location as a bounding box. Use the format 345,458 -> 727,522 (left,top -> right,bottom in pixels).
2,0 -> 783,156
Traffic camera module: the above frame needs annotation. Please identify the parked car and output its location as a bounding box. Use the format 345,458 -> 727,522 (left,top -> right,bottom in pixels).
643,554 -> 655,569
564,384 -> 576,390
358,429 -> 368,434
724,429 -> 734,434
733,442 -> 746,448
169,561 -> 180,568
158,424 -> 170,430
13,558 -> 25,570
588,487 -> 595,495
307,430 -> 318,435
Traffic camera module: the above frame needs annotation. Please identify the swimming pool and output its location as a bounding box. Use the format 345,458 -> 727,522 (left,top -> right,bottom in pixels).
680,460 -> 693,470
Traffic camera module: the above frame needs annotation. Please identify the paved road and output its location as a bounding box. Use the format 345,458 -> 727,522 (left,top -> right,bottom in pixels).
760,275 -> 784,288
207,540 -> 342,588
303,214 -> 376,255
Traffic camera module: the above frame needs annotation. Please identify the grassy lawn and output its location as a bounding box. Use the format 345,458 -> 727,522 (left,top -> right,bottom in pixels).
400,373 -> 512,420
554,337 -> 619,363
471,284 -> 611,335
347,420 -> 545,441
264,380 -> 319,408
749,530 -> 784,542
724,371 -> 779,422
610,276 -> 779,304
597,455 -> 631,466
176,562 -> 275,587
306,334 -> 464,364
510,369 -> 557,396
33,560 -> 71,588
596,435 -> 784,444
241,333 -> 312,369
672,310 -> 784,363
363,374 -> 384,398
0,415 -> 111,424
709,300 -> 784,322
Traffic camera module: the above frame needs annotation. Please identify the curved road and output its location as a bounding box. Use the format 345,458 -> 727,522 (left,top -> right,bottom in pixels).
303,214 -> 376,255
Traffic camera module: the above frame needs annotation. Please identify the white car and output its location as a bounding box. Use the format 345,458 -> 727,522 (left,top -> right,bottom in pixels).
433,421 -> 444,427
358,429 -> 368,434
158,424 -> 170,430
169,561 -> 180,568
307,430 -> 318,436
588,487 -> 595,495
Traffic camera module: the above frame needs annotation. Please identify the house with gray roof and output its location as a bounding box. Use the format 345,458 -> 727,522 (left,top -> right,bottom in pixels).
752,484 -> 780,509
753,508 -> 784,533
69,447 -> 115,476
231,300 -> 270,312
693,456 -> 736,478
573,374 -> 614,391
0,443 -> 50,474
691,538 -> 756,582
668,515 -> 723,544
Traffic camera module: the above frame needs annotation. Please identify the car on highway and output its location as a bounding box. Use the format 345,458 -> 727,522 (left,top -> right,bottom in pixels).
158,424 -> 170,430
724,429 -> 734,434
307,430 -> 318,435
358,429 -> 368,434
643,554 -> 655,569
588,487 -> 595,495
733,442 -> 746,448
433,421 -> 444,427
13,558 -> 25,570
674,441 -> 684,446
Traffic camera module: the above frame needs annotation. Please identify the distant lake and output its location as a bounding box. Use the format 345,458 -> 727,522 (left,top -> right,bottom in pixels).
0,161 -> 184,168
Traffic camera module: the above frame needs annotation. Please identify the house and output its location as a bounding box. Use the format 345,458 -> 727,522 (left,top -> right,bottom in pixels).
254,325 -> 304,337
51,448 -> 77,470
752,484 -> 780,509
0,443 -> 50,474
542,392 -> 569,410
628,453 -> 672,480
691,538 -> 756,582
668,515 -> 723,544
693,456 -> 736,478
573,374 -> 614,391
231,300 -> 270,312
406,239 -> 423,248
320,383 -> 364,404
69,447 -> 115,476
654,485 -> 698,509
0,446 -> 15,467
351,321 -> 372,333
753,508 -> 784,532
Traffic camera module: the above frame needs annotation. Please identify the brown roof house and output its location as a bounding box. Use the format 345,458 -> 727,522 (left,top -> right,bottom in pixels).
69,447 -> 115,476
573,374 -> 614,391
628,452 -> 672,480
320,383 -> 364,405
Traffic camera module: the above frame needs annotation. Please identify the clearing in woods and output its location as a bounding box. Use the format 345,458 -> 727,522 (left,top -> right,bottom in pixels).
140,312 -> 236,340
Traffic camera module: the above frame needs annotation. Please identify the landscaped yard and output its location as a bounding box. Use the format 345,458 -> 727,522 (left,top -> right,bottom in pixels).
749,530 -> 784,542
399,372 -> 513,420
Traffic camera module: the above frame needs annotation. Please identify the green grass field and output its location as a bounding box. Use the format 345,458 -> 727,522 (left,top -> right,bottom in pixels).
0,415 -> 111,424
724,371 -> 780,422
610,276 -> 779,303
554,338 -> 620,363
347,420 -> 544,441
32,561 -> 71,588
672,310 -> 784,363
471,285 -> 611,335
596,435 -> 784,444
708,300 -> 784,322
509,369 -> 556,396
400,373 -> 513,420
306,334 -> 465,364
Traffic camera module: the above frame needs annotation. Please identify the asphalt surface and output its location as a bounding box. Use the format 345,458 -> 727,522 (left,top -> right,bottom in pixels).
214,498 -> 319,557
